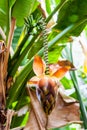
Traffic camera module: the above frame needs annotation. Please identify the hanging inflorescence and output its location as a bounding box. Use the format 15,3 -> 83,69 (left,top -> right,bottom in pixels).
39,16 -> 49,75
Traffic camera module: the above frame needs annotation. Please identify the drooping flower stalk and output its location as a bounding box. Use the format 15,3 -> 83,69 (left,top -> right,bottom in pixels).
40,16 -> 49,75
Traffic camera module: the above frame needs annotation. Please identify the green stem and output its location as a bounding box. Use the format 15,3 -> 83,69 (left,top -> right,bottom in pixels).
46,0 -> 68,23
70,71 -> 87,128
69,44 -> 87,129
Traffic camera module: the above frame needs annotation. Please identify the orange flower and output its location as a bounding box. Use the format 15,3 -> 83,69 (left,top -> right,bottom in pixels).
27,55 -> 75,114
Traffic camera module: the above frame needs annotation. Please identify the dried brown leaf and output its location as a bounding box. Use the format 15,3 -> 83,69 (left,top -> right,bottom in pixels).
38,4 -> 46,18
24,88 -> 47,130
0,41 -> 6,108
10,126 -> 24,130
47,93 -> 81,129
58,60 -> 76,71
5,109 -> 15,130
25,86 -> 81,130
4,17 -> 16,78
24,108 -> 41,130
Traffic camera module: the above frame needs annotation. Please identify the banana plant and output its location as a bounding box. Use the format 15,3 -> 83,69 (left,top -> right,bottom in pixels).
0,0 -> 87,129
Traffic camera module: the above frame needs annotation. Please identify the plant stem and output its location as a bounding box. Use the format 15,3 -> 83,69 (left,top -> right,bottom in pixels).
46,0 -> 68,23
70,71 -> 87,128
4,18 -> 16,78
69,44 -> 87,129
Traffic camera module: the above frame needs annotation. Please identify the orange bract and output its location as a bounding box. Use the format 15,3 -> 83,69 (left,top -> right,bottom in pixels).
31,55 -> 75,79
33,55 -> 46,76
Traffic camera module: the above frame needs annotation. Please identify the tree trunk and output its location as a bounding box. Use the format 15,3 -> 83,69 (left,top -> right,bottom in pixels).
0,41 -> 7,130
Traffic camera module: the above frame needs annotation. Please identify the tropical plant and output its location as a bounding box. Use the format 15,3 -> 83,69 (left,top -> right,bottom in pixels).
0,0 -> 87,130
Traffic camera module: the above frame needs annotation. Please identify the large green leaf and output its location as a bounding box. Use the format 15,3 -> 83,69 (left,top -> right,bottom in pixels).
0,0 -> 7,29
12,0 -> 39,26
48,44 -> 65,63
55,0 -> 87,36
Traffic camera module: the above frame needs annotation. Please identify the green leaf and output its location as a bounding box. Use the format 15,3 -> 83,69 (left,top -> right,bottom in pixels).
12,89 -> 30,110
11,89 -> 30,128
27,38 -> 43,59
12,27 -> 23,50
60,77 -> 77,99
55,0 -> 61,4
45,0 -> 51,14
60,77 -> 72,89
0,0 -> 7,29
12,0 -> 39,26
55,0 -> 87,36
69,124 -> 81,130
53,125 -> 69,130
48,44 -> 65,63
11,112 -> 29,128
9,0 -> 16,8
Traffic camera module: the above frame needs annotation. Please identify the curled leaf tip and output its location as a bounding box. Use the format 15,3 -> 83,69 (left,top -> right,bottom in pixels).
58,60 -> 76,71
